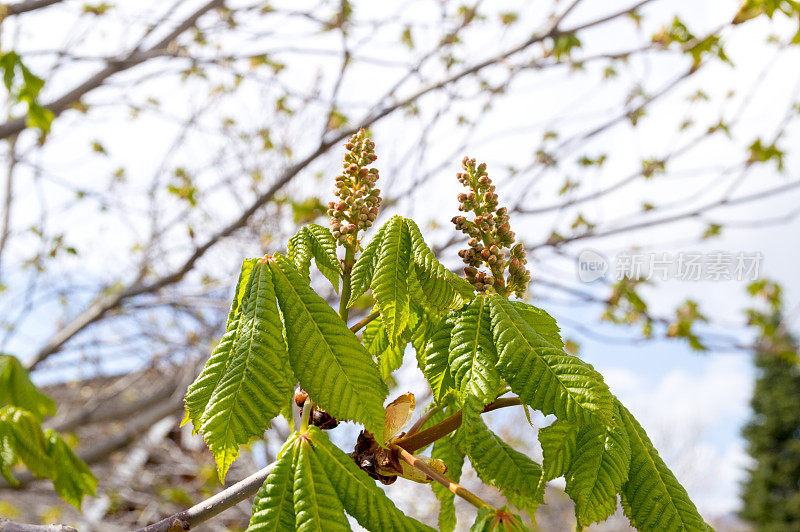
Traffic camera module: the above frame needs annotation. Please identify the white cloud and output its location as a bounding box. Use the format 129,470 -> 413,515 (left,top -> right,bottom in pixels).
601,355 -> 754,517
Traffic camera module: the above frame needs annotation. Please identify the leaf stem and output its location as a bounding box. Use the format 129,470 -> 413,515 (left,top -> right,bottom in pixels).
403,404 -> 442,439
393,445 -> 492,510
299,398 -> 313,432
349,310 -> 379,334
338,245 -> 355,322
394,397 -> 522,453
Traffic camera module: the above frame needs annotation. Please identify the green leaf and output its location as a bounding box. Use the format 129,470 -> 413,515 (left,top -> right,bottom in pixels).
509,301 -> 564,350
456,399 -> 543,516
422,314 -> 457,403
409,301 -> 439,361
184,259 -> 257,433
271,255 -> 387,442
372,216 -> 412,344
287,224 -> 341,292
489,296 -> 613,424
309,427 -> 435,531
198,259 -> 293,480
565,406 -> 631,527
0,420 -> 15,485
0,354 -> 56,420
362,313 -> 389,356
539,420 -> 578,480
617,400 -> 711,531
249,435 -> 299,532
46,430 -> 97,509
361,313 -> 406,380
348,221 -> 388,306
293,437 -> 351,531
404,218 -> 473,310
0,405 -> 53,479
378,344 -> 405,380
0,407 -> 95,508
235,258 -> 258,309
449,296 -> 503,406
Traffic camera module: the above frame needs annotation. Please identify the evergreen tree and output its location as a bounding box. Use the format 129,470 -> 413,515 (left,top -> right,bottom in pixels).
740,280 -> 800,530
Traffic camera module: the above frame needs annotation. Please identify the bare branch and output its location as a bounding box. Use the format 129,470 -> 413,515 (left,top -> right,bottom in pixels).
0,0 -> 224,141
0,135 -> 17,277
0,519 -> 75,532
135,462 -> 277,532
2,0 -> 62,17
528,178 -> 800,251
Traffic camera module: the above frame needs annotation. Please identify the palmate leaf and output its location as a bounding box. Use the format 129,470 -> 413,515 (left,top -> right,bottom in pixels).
0,406 -> 95,508
184,258 -> 257,432
456,399 -> 543,517
565,404 -> 631,527
509,301 -> 563,350
0,405 -> 53,478
46,430 -> 98,509
271,255 -> 387,442
249,435 -> 298,531
348,220 -> 388,306
449,295 -> 504,406
0,421 -> 14,485
349,216 -> 472,315
362,313 -> 389,356
294,436 -> 351,531
407,300 -> 436,360
617,401 -> 711,531
372,216 -> 412,344
0,353 -> 56,420
405,272 -> 446,362
250,428 -> 432,532
309,428 -> 435,532
539,420 -> 578,480
287,224 -> 341,292
422,313 -> 457,403
404,218 -> 473,310
361,314 -> 403,380
362,304 -> 433,382
488,296 -> 613,424
379,344 -> 405,380
198,259 -> 293,480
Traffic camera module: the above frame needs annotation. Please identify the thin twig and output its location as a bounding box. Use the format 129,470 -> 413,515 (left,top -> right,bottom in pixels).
24,0 -> 651,371
0,135 -> 17,278
0,0 -> 224,140
135,462 -> 277,532
349,310 -> 379,334
394,397 -> 522,453
0,519 -> 76,532
403,404 -> 442,439
2,0 -> 62,17
393,445 -> 491,510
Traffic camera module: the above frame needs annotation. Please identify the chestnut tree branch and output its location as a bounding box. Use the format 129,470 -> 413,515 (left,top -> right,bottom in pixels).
393,445 -> 491,510
0,520 -> 76,532
394,397 -> 522,453
135,461 -> 277,532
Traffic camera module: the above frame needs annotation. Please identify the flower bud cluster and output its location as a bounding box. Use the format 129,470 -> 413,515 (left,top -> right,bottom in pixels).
327,129 -> 382,246
451,157 -> 531,298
